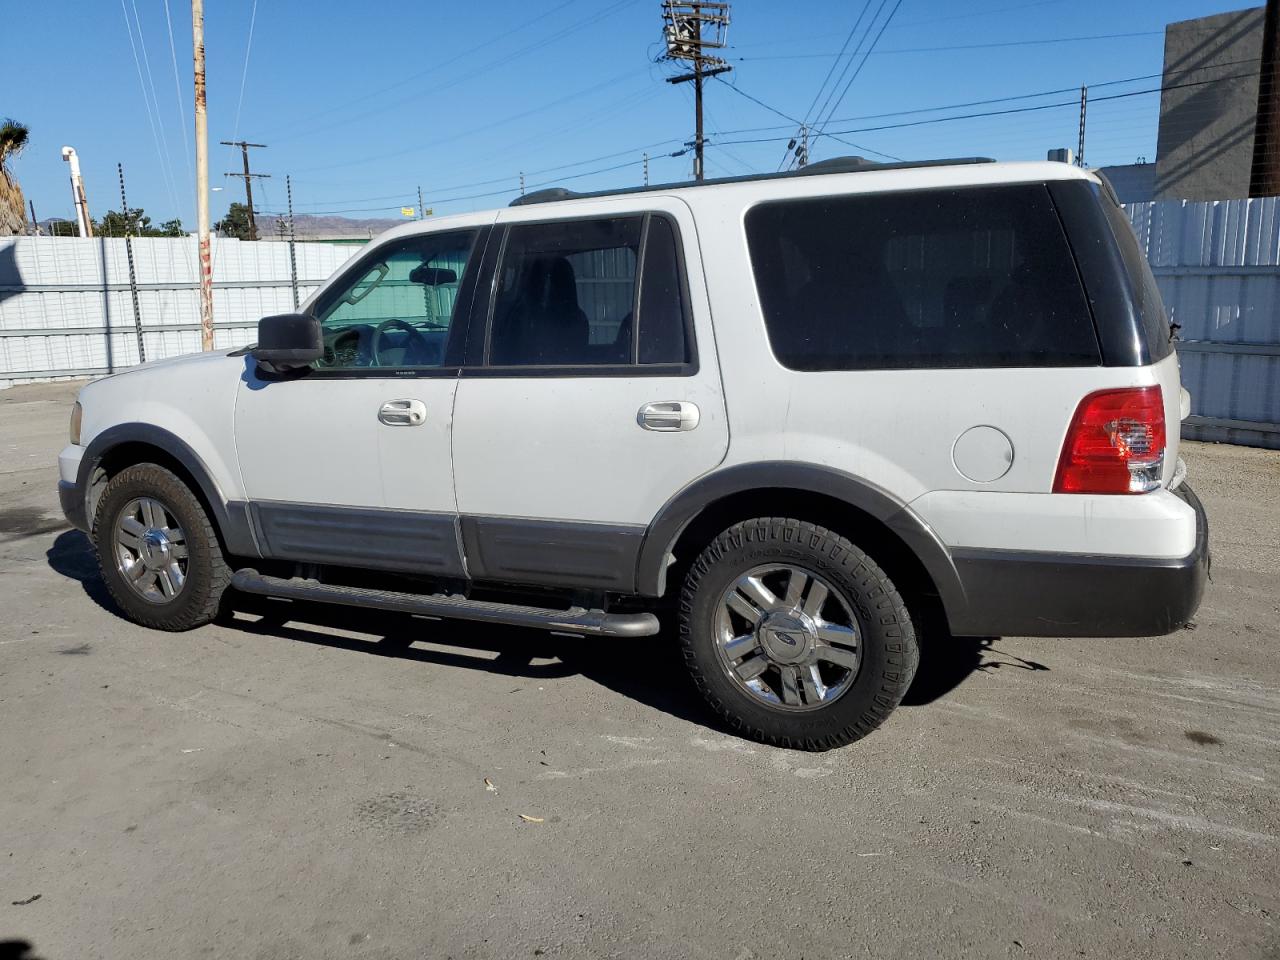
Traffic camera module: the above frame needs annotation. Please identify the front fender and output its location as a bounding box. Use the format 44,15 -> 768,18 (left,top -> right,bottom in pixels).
76,423 -> 259,557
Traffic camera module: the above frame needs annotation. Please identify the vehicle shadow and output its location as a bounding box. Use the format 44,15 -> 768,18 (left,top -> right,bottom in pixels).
45,529 -> 1044,727
0,939 -> 45,960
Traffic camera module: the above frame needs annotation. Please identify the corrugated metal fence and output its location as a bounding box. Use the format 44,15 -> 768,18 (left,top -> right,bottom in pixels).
0,236 -> 357,388
1124,196 -> 1280,449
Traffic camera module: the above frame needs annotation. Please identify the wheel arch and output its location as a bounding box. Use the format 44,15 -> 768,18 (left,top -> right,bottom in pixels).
635,462 -> 966,627
78,424 -> 259,558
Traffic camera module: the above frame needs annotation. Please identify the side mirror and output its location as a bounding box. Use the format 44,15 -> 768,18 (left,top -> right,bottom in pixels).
252,313 -> 322,371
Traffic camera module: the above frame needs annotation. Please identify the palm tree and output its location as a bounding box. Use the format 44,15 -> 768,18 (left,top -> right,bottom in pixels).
0,119 -> 31,236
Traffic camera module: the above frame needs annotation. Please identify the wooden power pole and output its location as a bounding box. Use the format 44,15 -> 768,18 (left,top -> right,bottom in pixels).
221,141 -> 269,240
192,0 -> 213,350
1250,0 -> 1280,197
660,2 -> 732,181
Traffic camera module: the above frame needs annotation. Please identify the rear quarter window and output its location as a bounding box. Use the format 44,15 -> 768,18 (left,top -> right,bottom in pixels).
745,184 -> 1102,371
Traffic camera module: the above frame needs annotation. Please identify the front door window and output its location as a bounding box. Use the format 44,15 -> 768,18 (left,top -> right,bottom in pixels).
312,230 -> 478,370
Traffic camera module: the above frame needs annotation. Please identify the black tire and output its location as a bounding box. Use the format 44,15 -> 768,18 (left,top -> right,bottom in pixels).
91,463 -> 231,631
679,517 -> 918,751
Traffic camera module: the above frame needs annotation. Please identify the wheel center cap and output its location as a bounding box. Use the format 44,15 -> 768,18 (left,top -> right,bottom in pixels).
758,611 -> 816,664
140,528 -> 170,569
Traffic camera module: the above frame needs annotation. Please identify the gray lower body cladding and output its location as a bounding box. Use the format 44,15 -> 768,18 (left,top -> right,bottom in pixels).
945,483 -> 1209,638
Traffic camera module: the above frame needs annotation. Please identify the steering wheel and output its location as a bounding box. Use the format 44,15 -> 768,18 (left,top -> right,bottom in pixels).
370,318 -> 431,367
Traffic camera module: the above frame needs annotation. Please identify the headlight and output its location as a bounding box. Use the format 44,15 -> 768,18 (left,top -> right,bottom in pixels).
70,401 -> 82,445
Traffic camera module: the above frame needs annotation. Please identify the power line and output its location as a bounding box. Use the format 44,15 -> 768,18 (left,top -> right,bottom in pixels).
811,0 -> 905,147
712,71 -> 1259,146
161,0 -> 193,192
778,0 -> 876,171
800,0 -> 874,126
273,0 -> 637,145
118,0 -> 181,219
734,30 -> 1164,59
715,76 -> 902,160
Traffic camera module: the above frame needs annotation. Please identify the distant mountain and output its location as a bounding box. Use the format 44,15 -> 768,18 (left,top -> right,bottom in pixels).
259,213 -> 405,239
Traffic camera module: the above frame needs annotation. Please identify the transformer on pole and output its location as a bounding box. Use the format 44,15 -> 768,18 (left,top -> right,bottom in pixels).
659,2 -> 731,182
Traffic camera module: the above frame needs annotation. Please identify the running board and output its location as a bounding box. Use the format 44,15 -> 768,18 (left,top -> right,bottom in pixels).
230,569 -> 660,638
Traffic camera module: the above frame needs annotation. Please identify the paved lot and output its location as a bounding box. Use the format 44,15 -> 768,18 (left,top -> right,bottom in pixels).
1,380 -> 1278,960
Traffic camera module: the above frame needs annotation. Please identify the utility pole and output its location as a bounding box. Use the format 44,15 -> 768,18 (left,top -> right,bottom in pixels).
660,2 -> 732,182
192,0 -> 213,350
1076,85 -> 1088,168
1250,0 -> 1280,196
221,141 -> 269,240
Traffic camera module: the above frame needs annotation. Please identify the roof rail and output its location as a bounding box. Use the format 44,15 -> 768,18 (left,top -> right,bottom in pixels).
508,155 -> 995,207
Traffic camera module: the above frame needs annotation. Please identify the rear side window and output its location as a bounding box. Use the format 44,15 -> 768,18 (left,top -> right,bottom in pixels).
1098,190 -> 1173,361
745,184 -> 1101,371
487,214 -> 693,368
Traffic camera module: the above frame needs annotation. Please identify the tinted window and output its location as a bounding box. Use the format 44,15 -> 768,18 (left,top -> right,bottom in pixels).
487,215 -> 693,368
312,230 -> 476,370
490,217 -> 642,366
638,215 -> 691,364
1098,189 -> 1173,361
746,185 -> 1101,370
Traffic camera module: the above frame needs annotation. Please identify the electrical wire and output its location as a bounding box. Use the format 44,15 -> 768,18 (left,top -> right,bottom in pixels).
735,30 -> 1164,60
810,0 -> 905,148
715,76 -> 903,161
161,0 -> 193,191
118,0 -> 182,221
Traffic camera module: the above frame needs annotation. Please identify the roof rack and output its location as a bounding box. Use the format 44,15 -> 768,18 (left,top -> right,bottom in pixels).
509,155 -> 995,207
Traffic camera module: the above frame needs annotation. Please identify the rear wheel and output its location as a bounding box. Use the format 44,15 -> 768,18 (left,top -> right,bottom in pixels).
91,463 -> 231,631
679,517 -> 918,750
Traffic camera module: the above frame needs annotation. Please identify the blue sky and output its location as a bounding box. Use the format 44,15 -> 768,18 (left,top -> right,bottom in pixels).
2,0 -> 1258,227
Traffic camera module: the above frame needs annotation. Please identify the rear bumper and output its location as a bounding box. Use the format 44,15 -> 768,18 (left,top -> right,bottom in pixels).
946,483 -> 1209,638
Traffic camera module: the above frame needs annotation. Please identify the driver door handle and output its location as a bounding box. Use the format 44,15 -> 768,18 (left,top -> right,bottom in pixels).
378,398 -> 427,426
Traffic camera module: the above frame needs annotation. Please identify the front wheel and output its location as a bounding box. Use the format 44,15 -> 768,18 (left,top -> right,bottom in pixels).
91,463 -> 232,631
679,518 -> 918,750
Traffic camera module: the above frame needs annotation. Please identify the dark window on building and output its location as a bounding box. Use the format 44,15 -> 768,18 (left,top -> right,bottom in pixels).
487,214 -> 692,368
745,184 -> 1102,371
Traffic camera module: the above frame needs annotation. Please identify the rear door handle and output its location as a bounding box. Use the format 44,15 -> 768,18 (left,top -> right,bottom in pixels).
638,401 -> 700,432
378,398 -> 427,426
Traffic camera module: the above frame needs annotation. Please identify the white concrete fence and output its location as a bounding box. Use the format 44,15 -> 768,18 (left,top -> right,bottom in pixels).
0,236 -> 358,388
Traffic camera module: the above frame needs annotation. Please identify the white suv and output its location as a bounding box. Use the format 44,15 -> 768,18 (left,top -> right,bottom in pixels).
57,157 -> 1208,750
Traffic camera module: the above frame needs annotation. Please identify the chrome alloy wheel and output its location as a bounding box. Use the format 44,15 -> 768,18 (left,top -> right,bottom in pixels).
113,497 -> 189,604
713,564 -> 862,712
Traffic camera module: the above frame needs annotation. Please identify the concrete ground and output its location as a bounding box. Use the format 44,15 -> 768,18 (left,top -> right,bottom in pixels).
1,380 -> 1277,960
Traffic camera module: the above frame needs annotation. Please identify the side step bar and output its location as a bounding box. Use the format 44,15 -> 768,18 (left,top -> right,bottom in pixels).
230,569 -> 661,638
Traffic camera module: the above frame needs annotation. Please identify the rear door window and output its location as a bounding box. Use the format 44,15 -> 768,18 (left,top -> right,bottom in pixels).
745,184 -> 1101,370
485,214 -> 693,369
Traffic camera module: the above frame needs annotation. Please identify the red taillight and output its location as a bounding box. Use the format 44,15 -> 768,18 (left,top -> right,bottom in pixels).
1054,386 -> 1166,494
